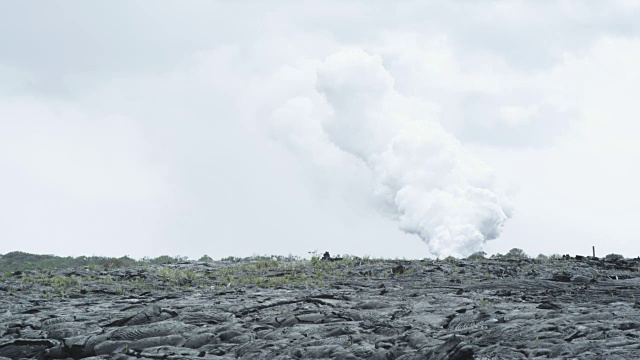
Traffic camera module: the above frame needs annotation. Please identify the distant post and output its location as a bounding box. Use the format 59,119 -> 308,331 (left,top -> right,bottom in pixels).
592,246 -> 595,258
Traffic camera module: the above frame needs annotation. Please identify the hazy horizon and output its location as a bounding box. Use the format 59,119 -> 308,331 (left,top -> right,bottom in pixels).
0,246 -> 622,262
1,1 -> 639,260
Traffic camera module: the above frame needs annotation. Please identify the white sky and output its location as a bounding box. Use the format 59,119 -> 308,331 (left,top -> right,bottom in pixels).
1,1 -> 639,260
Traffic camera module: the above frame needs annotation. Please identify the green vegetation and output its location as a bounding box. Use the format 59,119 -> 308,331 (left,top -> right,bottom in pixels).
479,297 -> 492,308
203,254 -> 389,290
0,252 -> 217,272
0,251 -> 407,298
605,253 -> 624,261
1,249 -> 635,300
0,251 -> 138,272
467,251 -> 487,261
489,248 -> 529,260
3,249 -> 628,274
505,248 -> 529,259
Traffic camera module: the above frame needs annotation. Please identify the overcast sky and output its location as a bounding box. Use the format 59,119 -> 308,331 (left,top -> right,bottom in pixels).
1,1 -> 639,260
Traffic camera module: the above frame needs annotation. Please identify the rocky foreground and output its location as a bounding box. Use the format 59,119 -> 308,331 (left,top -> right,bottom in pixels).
1,254 -> 640,359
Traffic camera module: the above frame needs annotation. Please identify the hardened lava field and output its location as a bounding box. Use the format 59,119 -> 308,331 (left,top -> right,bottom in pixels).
1,252 -> 640,359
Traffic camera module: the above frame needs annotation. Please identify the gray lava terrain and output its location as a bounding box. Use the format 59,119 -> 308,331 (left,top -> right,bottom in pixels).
1,255 -> 640,359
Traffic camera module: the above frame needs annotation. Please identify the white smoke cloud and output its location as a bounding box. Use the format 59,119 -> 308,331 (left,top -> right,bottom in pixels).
272,48 -> 513,258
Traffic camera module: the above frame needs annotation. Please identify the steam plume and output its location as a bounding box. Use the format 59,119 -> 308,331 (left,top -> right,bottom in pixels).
273,49 -> 512,258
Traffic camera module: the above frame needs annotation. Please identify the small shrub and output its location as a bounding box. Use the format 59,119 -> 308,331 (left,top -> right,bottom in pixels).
150,255 -> 176,265
255,259 -> 278,269
467,251 -> 487,261
605,253 -> 624,261
310,256 -> 320,266
198,255 -> 213,262
536,254 -> 548,260
221,256 -> 241,262
101,258 -> 123,269
505,248 -> 529,259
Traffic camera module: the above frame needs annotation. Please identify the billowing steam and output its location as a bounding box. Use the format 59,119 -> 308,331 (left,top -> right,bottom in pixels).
271,49 -> 512,258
